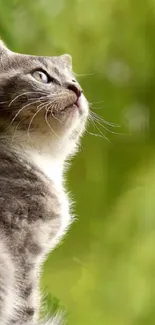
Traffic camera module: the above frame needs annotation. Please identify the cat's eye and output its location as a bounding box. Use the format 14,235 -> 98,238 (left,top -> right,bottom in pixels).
31,70 -> 49,84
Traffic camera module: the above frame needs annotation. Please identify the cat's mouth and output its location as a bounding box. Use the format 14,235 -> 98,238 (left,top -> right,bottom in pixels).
62,101 -> 82,114
52,96 -> 83,117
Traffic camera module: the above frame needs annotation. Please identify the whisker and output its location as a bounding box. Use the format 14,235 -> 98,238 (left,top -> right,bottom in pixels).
90,111 -> 120,128
27,92 -> 68,102
89,118 -> 111,143
89,105 -> 102,110
48,102 -> 65,125
0,101 -> 9,104
89,100 -> 105,106
27,103 -> 45,140
44,97 -> 65,117
8,91 -> 49,107
90,111 -> 129,136
8,91 -> 69,120
89,111 -> 129,138
6,99 -> 42,129
44,106 -> 61,141
74,72 -> 95,77
44,102 -> 64,125
90,111 -> 115,127
90,114 -> 120,135
11,117 -> 26,142
52,113 -> 64,125
86,129 -> 111,142
6,91 -> 72,132
88,114 -> 98,132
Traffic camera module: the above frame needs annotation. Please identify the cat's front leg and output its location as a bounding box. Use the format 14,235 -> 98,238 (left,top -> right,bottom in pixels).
0,240 -> 16,325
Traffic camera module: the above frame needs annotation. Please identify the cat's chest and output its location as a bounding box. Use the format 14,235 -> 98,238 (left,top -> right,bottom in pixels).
24,149 -> 72,250
27,150 -> 63,187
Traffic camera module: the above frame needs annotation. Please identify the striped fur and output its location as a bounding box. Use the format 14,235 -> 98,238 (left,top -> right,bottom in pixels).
0,40 -> 89,325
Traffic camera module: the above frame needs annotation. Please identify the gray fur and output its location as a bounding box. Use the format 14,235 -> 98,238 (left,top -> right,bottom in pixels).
0,40 -> 89,325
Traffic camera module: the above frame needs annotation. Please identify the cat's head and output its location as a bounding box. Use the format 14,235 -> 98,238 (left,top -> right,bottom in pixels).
0,40 -> 89,161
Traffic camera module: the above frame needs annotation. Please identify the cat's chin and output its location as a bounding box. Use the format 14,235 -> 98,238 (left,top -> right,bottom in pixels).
53,93 -> 89,128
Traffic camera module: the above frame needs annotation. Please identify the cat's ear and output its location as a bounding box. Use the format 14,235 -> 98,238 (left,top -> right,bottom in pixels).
0,40 -> 11,55
60,54 -> 72,71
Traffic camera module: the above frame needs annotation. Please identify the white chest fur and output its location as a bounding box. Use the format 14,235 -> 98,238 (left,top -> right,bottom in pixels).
27,150 -> 63,187
25,149 -> 72,247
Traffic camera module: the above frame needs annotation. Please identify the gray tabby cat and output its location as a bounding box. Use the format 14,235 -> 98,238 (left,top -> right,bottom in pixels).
0,40 -> 89,325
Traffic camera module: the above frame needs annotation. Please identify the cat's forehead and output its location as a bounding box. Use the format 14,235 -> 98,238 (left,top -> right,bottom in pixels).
35,55 -> 72,75
1,50 -> 73,79
20,53 -> 72,70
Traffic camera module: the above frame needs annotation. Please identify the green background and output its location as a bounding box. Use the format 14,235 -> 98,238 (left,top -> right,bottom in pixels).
1,0 -> 155,324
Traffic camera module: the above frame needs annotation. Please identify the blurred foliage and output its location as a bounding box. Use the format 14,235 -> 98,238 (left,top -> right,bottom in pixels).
1,0 -> 155,324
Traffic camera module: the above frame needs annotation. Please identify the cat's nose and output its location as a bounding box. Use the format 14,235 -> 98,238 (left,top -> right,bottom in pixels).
67,82 -> 82,98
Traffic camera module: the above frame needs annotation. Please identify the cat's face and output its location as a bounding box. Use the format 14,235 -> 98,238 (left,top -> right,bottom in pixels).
0,41 -> 89,160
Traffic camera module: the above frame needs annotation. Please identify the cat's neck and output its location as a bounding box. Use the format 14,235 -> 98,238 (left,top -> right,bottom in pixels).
3,129 -> 75,186
25,148 -> 64,187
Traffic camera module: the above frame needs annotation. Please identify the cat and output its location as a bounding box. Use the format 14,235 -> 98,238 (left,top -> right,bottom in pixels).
0,40 -> 89,325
